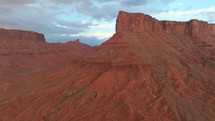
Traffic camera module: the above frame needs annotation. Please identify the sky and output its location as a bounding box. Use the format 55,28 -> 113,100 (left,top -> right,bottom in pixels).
0,0 -> 215,45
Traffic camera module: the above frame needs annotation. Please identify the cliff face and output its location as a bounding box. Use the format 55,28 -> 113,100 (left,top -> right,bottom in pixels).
116,11 -> 215,35
0,12 -> 215,121
0,29 -> 94,75
0,28 -> 45,42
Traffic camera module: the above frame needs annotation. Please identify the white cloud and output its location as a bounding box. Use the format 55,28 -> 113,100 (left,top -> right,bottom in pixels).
207,12 -> 215,22
89,22 -> 115,29
156,7 -> 215,16
177,3 -> 185,6
69,32 -> 114,39
154,7 -> 215,22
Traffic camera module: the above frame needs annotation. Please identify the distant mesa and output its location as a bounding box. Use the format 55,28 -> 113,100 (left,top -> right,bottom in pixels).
75,39 -> 80,42
0,28 -> 45,42
66,39 -> 88,46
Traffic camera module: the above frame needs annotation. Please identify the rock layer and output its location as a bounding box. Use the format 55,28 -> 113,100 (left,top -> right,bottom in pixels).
0,29 -> 94,75
116,11 -> 215,35
0,28 -> 45,42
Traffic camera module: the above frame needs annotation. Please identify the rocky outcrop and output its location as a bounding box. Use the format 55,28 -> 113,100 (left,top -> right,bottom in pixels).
116,11 -> 215,35
0,28 -> 45,42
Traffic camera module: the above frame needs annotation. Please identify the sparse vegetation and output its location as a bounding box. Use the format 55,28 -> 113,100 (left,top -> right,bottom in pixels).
42,116 -> 50,121
90,91 -> 97,100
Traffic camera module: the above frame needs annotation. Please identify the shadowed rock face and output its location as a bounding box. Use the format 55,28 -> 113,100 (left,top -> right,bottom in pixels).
116,11 -> 215,35
0,11 -> 215,121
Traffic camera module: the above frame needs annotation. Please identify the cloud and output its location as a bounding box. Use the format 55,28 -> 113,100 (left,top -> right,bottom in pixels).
121,0 -> 174,6
177,3 -> 185,6
75,1 -> 118,20
70,32 -> 114,40
89,22 -> 115,29
46,33 -> 105,46
0,0 -> 35,4
154,7 -> 215,22
0,1 -> 92,42
55,19 -> 91,30
72,0 -> 176,20
96,0 -> 115,2
121,0 -> 148,6
161,0 -> 174,3
207,12 -> 215,23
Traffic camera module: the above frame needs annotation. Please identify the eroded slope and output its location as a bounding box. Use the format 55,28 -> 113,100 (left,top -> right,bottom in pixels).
0,12 -> 215,121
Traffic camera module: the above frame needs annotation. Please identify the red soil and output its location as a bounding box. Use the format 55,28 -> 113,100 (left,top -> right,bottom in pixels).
0,11 -> 214,121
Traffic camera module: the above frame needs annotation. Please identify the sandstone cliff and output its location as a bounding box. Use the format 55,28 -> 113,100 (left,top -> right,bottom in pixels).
116,11 -> 215,35
0,28 -> 45,42
0,29 -> 94,75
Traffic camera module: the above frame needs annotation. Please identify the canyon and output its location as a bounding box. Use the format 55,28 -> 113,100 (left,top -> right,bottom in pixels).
0,11 -> 214,121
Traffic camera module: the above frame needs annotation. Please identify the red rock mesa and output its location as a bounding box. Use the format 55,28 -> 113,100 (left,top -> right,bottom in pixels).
0,11 -> 214,121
